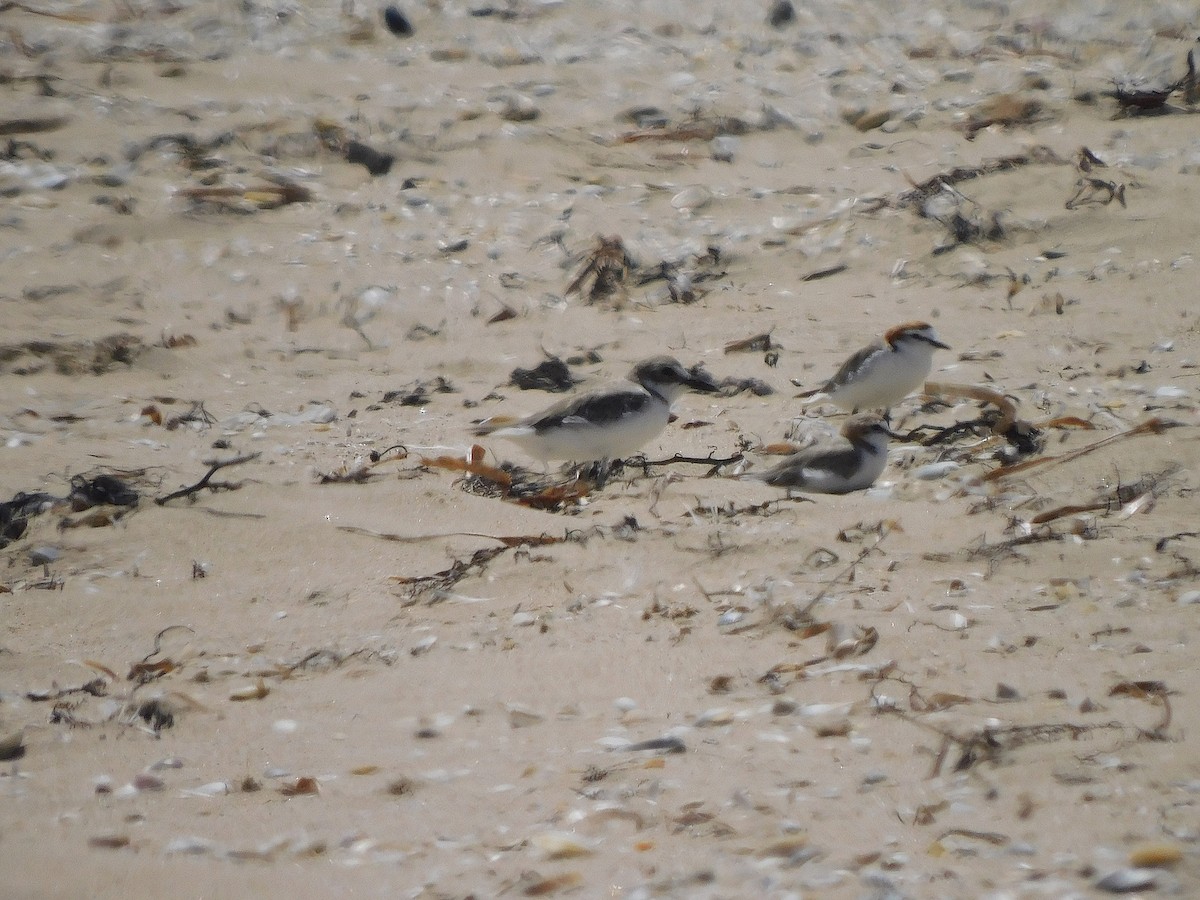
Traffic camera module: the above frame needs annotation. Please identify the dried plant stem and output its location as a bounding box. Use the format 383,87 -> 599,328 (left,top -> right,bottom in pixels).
156,453 -> 261,505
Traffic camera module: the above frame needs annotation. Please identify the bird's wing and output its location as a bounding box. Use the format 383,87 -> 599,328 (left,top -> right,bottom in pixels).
757,443 -> 861,490
821,341 -> 883,390
529,387 -> 650,432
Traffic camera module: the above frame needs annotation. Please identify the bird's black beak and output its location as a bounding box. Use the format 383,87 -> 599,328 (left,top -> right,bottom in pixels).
926,336 -> 951,350
685,365 -> 721,393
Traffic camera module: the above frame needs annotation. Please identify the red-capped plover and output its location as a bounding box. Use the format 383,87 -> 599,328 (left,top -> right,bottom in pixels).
473,356 -> 718,463
745,413 -> 898,496
798,321 -> 949,412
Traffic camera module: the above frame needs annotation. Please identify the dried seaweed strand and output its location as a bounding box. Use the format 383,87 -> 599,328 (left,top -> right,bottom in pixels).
797,523 -> 893,619
339,525 -> 562,548
879,705 -> 1124,776
984,417 -> 1174,482
896,146 -> 1067,207
641,451 -> 744,474
965,527 -> 1063,560
156,452 -> 261,505
391,546 -> 513,604
1029,466 -> 1177,525
924,381 -> 1018,434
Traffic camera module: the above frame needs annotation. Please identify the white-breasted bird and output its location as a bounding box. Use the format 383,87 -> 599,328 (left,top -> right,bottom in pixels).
744,413 -> 898,496
473,356 -> 718,463
797,321 -> 949,412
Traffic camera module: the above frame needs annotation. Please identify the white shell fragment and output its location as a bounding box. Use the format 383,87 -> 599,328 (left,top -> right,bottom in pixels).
671,186 -> 713,212
530,830 -> 594,859
181,781 -> 232,798
1095,868 -> 1158,892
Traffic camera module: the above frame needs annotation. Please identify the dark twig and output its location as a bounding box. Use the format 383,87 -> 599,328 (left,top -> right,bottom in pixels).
156,453 -> 261,505
641,451 -> 744,477
877,705 -> 1124,777
964,528 -> 1063,560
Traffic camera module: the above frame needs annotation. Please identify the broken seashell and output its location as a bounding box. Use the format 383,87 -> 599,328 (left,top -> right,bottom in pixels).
530,830 -> 594,860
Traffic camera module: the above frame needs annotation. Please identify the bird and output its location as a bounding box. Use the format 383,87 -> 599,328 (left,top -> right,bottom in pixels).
743,413 -> 899,496
796,321 -> 949,412
473,355 -> 718,463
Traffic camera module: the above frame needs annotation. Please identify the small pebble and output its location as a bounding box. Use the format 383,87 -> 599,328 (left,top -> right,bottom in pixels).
133,772 -> 165,792
165,836 -> 216,855
1095,867 -> 1157,892
506,704 -> 544,728
499,95 -> 539,122
694,707 -> 732,727
671,185 -> 712,212
996,683 -> 1021,700
88,834 -> 131,850
767,0 -> 795,28
382,5 -> 413,37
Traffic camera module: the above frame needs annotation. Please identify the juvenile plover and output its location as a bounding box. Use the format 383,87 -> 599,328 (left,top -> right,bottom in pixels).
745,413 -> 898,496
798,321 -> 949,412
473,355 -> 718,463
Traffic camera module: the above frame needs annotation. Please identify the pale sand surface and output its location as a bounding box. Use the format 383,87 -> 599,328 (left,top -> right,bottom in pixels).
2,1 -> 1200,897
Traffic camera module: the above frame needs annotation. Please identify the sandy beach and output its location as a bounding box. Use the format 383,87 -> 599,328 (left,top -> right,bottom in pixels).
3,1 -> 1199,896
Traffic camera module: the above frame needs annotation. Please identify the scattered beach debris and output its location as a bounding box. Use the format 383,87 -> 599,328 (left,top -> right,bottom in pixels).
565,235 -> 633,303
3,4 -> 1199,894
382,5 -> 413,38
156,453 -> 261,505
509,357 -> 576,392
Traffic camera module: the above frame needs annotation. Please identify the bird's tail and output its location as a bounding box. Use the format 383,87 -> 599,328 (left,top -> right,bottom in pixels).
471,415 -> 519,437
789,379 -> 824,400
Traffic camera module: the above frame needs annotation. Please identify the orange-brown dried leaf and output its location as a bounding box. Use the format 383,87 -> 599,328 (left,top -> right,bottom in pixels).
88,834 -> 131,850
127,659 -> 176,682
523,871 -> 583,896
1109,680 -> 1168,699
516,482 -> 592,510
760,442 -> 801,456
1042,416 -> 1096,429
1029,503 -> 1103,525
84,659 -> 118,680
280,776 -> 320,796
421,453 -> 513,488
